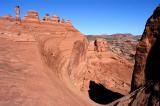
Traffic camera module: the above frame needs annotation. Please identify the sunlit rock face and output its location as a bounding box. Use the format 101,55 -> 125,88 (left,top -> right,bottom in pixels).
23,10 -> 40,23
43,13 -> 51,23
52,15 -> 60,24
0,6 -> 97,106
88,38 -> 108,52
95,38 -> 108,52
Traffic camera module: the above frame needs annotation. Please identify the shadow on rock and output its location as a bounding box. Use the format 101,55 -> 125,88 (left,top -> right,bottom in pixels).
88,81 -> 123,104
145,38 -> 160,81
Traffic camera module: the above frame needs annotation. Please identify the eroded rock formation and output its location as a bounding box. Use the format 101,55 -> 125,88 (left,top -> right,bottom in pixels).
15,6 -> 20,21
52,15 -> 60,24
23,10 -> 40,23
43,13 -> 51,23
95,38 -> 108,52
88,38 -> 108,52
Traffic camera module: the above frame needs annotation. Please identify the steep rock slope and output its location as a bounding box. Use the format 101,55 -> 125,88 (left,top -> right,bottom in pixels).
0,19 -> 97,106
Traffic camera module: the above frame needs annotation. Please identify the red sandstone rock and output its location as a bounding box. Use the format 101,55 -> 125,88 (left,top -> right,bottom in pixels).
23,10 -> 40,23
0,6 -> 100,106
0,15 -> 14,21
61,18 -> 65,23
0,17 -> 97,106
88,41 -> 95,51
66,20 -> 73,26
69,37 -> 133,95
43,13 -> 51,23
15,6 -> 20,21
95,38 -> 108,52
52,15 -> 60,24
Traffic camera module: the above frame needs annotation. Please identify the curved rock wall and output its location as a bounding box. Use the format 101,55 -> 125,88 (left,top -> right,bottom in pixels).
0,19 -> 97,106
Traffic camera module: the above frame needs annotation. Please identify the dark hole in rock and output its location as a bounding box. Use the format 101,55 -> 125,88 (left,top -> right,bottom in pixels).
88,81 -> 124,105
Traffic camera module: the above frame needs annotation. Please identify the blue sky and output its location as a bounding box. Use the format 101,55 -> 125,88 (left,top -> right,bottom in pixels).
0,0 -> 159,35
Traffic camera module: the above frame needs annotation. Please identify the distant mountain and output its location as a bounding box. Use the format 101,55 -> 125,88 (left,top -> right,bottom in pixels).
86,34 -> 141,41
